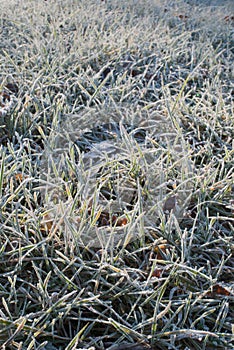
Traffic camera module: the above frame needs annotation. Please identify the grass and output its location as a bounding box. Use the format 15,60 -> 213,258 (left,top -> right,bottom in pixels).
0,0 -> 233,349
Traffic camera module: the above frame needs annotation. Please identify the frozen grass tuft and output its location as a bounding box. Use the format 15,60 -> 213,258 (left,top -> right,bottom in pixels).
0,0 -> 233,349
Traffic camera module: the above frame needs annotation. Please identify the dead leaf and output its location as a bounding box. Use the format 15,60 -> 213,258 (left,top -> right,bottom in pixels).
97,212 -> 128,227
14,173 -> 25,182
224,15 -> 234,22
154,244 -> 168,260
115,216 -> 128,227
41,214 -> 54,232
207,284 -> 233,297
152,268 -> 163,278
175,13 -> 189,20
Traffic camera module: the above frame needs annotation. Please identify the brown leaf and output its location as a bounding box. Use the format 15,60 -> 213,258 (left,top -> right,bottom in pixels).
98,212 -> 110,226
207,284 -> 233,297
154,244 -> 168,260
41,214 -> 54,232
14,173 -> 25,182
175,13 -> 189,20
224,15 -> 234,22
97,212 -> 128,227
115,216 -> 128,227
152,268 -> 163,278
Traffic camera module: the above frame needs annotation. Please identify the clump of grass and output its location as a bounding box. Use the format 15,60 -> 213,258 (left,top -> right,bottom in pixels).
0,0 -> 233,349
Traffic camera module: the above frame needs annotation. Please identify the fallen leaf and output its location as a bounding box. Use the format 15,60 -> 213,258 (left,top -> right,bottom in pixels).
224,15 -> 234,22
14,173 -> 24,182
41,214 -> 54,232
207,284 -> 233,297
154,244 -> 168,260
152,268 -> 163,278
97,212 -> 128,227
175,13 -> 189,20
115,216 -> 128,227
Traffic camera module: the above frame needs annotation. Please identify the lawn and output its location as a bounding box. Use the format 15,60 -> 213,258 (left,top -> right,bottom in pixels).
0,0 -> 233,349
